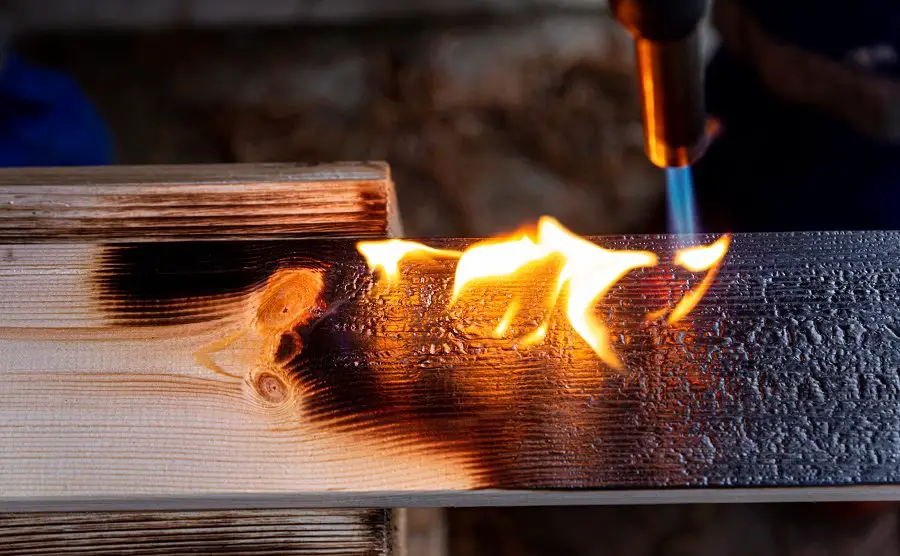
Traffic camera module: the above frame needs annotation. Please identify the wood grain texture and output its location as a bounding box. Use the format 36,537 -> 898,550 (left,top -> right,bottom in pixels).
0,162 -> 401,552
3,231 -> 900,509
0,162 -> 398,241
0,509 -> 392,555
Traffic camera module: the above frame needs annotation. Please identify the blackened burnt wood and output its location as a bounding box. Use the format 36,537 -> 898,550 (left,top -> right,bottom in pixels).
0,509 -> 393,555
0,162 -> 401,241
3,231 -> 900,509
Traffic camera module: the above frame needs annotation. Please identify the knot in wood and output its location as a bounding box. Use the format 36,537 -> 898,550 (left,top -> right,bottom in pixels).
254,268 -> 324,333
254,371 -> 289,404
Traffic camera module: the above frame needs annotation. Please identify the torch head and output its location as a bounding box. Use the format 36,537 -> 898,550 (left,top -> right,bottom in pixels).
610,0 -> 709,168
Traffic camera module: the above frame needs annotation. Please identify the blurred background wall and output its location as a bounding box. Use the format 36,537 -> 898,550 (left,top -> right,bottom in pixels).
10,0 -> 611,27
6,0 -> 714,238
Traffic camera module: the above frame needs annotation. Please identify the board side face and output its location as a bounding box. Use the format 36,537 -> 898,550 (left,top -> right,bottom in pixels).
2,231 -> 900,507
0,162 -> 388,186
0,509 -> 392,555
0,162 -> 395,241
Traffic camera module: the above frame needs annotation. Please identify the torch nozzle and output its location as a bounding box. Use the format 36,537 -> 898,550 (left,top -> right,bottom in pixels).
635,31 -> 708,168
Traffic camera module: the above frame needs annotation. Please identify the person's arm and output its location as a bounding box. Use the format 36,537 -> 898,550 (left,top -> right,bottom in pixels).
713,0 -> 900,142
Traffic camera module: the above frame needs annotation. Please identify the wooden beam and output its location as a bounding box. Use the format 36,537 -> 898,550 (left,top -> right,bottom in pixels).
2,230 -> 900,509
0,509 -> 394,555
0,162 -> 401,241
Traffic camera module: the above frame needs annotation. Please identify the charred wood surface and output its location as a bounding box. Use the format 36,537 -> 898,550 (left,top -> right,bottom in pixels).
2,231 -> 900,508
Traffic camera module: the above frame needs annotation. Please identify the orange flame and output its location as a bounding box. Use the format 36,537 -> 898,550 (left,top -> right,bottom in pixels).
667,235 -> 731,323
537,217 -> 657,368
357,218 -> 730,369
451,235 -> 550,302
493,301 -> 520,338
357,239 -> 461,284
451,218 -> 659,367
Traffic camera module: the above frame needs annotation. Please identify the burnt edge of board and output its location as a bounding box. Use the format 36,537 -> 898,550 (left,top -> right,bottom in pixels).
0,508 -> 391,555
0,162 -> 391,243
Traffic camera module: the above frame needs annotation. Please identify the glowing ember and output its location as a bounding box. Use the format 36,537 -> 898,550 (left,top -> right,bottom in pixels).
357,239 -> 461,284
357,218 -> 730,368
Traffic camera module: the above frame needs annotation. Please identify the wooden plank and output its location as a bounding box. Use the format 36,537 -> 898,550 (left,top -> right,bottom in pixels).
0,509 -> 393,555
0,163 -> 401,553
0,162 -> 399,241
2,230 -> 900,509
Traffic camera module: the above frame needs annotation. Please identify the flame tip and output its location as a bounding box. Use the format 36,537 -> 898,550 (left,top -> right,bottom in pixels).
357,216 -> 730,366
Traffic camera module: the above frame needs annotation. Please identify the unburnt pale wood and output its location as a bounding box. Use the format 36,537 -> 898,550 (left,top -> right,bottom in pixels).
0,509 -> 393,555
0,162 -> 401,241
0,162 -> 402,553
3,231 -> 900,509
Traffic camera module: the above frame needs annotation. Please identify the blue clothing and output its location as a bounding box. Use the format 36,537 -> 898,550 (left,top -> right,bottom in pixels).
694,1 -> 900,232
0,53 -> 112,167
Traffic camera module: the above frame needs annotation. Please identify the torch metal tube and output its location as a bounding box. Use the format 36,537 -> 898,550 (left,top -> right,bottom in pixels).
635,31 -> 707,168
